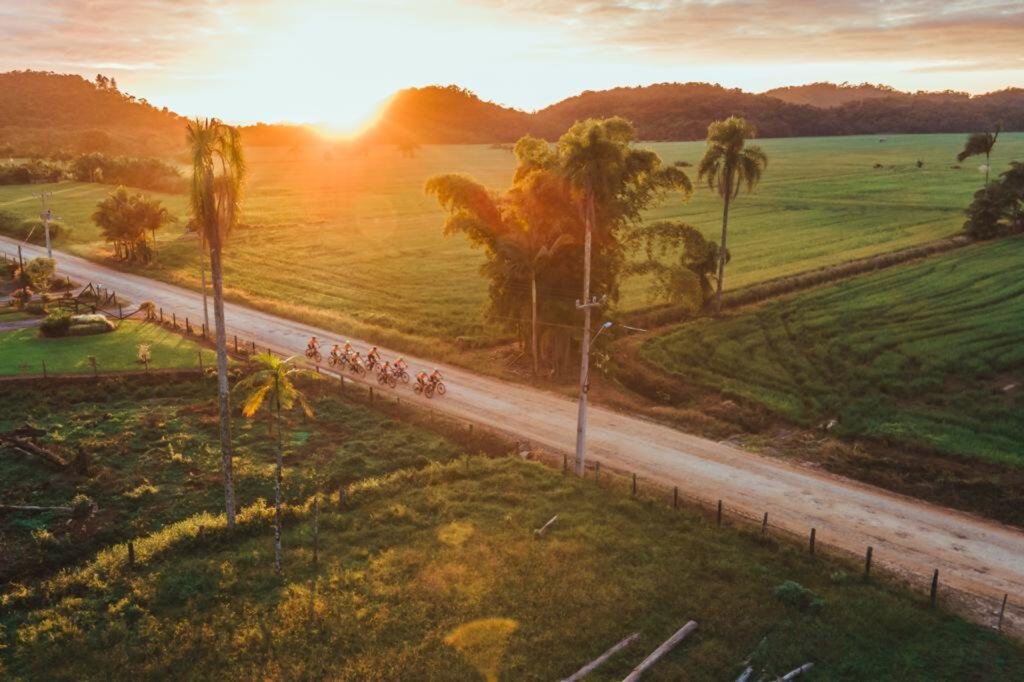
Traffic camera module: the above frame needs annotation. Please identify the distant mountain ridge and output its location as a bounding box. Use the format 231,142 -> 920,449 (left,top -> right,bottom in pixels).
367,82 -> 1024,144
2,71 -> 1022,156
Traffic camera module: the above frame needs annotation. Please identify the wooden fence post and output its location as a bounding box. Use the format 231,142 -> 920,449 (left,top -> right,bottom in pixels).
41,360 -> 47,379
201,323 -> 206,339
761,512 -> 769,535
186,317 -> 190,333
369,386 -> 374,403
252,340 -> 256,354
172,312 -> 176,327
865,546 -> 873,578
234,335 -> 238,353
563,453 -> 568,474
998,594 -> 1008,631
127,541 -> 135,567
631,473 -> 637,496
159,307 -> 163,323
809,528 -> 816,556
930,569 -> 939,605
118,304 -> 123,319
312,495 -> 320,568
716,500 -> 723,526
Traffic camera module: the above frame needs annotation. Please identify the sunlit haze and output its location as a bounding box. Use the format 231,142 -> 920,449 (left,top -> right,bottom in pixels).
3,0 -> 1022,132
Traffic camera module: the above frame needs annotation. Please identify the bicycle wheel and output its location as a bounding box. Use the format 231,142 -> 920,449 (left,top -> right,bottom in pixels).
425,383 -> 435,398
435,381 -> 446,396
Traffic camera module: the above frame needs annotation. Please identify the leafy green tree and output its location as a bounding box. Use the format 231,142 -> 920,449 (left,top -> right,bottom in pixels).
957,125 -> 1000,184
21,257 -> 55,292
188,117 -> 246,528
235,353 -> 318,573
963,182 -> 1013,239
92,187 -> 171,262
697,116 -> 768,312
626,222 -> 723,311
1000,161 -> 1024,231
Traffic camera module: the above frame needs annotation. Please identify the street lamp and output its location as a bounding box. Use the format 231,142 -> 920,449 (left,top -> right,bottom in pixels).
574,320 -> 647,476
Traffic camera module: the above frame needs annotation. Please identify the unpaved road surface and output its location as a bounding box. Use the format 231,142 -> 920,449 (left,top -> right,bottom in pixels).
5,237 -> 1023,632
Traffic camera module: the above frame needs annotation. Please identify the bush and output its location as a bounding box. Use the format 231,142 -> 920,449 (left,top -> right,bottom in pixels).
0,211 -> 68,245
67,314 -> 116,336
25,301 -> 47,315
775,580 -> 825,612
40,310 -> 72,337
70,494 -> 96,520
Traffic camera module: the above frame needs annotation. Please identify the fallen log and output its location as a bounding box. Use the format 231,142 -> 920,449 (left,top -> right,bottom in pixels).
534,514 -> 559,537
735,666 -> 753,682
561,632 -> 640,682
0,436 -> 68,469
779,662 -> 814,680
622,621 -> 698,682
0,505 -> 72,514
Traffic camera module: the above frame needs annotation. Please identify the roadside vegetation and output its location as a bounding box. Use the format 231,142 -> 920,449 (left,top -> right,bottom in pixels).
1,380 -> 1022,680
641,236 -> 1024,465
0,321 -> 214,375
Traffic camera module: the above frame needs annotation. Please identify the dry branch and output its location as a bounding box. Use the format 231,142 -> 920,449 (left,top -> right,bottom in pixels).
622,621 -> 698,682
779,662 -> 814,680
534,514 -> 559,537
561,632 -> 640,682
1,436 -> 68,469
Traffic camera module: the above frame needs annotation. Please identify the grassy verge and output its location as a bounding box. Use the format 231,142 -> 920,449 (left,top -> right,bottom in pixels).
0,321 -> 216,376
2,455 -> 1023,680
641,236 -> 1024,466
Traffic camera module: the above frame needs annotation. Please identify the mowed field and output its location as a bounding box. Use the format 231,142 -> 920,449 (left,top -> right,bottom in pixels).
1,133 -> 1022,351
641,236 -> 1024,465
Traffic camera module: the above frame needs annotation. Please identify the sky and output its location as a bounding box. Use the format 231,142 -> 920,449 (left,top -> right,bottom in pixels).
2,0 -> 1023,132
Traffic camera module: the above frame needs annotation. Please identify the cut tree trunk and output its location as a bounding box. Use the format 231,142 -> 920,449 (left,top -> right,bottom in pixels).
561,632 -> 640,682
207,210 -> 236,528
622,621 -> 699,682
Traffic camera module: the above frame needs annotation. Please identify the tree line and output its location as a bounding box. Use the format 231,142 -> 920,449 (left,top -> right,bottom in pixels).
366,83 -> 1024,145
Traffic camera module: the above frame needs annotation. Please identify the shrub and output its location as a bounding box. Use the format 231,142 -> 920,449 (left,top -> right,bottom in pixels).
70,494 -> 96,520
0,211 -> 68,245
25,301 -> 47,315
775,580 -> 825,612
67,314 -> 116,336
40,310 -> 72,337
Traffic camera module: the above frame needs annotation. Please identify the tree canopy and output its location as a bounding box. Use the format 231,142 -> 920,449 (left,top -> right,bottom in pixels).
92,187 -> 173,262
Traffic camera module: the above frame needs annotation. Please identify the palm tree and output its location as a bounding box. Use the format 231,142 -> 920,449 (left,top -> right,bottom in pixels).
697,116 -> 768,312
556,117 -> 691,475
425,169 -> 577,376
235,352 -> 318,573
187,118 -> 246,527
957,125 -> 1000,184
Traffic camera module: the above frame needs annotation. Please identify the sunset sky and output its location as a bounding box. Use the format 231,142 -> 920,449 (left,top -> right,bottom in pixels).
3,0 -> 1023,131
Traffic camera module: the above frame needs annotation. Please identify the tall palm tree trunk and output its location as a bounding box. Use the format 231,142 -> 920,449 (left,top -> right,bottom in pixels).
715,194 -> 731,313
207,212 -> 236,528
574,189 -> 595,476
199,234 -> 211,333
273,375 -> 283,574
530,272 -> 539,376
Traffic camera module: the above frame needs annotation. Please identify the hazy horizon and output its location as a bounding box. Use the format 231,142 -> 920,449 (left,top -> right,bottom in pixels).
3,0 -> 1023,131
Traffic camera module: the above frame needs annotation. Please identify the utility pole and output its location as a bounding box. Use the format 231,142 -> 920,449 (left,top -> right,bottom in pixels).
574,187 -> 599,477
39,191 -> 54,259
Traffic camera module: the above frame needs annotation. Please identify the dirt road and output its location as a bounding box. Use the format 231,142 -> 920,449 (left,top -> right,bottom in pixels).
5,236 -> 1022,632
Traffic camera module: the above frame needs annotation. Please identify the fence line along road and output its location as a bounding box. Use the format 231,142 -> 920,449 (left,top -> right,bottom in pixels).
4,236 -> 1024,635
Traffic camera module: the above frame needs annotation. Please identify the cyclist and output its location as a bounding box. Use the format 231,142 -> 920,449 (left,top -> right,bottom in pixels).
330,343 -> 343,360
394,356 -> 408,372
367,345 -> 381,367
306,336 -> 321,358
429,368 -> 443,386
379,360 -> 392,379
342,340 -> 353,356
416,370 -> 429,389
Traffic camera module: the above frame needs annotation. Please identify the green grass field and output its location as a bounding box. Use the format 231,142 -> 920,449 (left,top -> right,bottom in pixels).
1,382 -> 1021,680
642,236 -> 1024,465
0,321 -> 215,375
1,133 -> 1021,350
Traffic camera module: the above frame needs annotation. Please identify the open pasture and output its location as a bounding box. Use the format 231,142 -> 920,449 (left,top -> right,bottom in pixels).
642,236 -> 1024,464
1,133 -> 1021,349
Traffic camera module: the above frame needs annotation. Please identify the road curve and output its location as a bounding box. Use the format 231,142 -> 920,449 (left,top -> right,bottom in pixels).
5,236 -> 1023,631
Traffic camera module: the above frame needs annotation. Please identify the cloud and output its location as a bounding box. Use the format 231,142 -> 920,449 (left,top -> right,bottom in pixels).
473,0 -> 1024,66
0,1 -> 263,74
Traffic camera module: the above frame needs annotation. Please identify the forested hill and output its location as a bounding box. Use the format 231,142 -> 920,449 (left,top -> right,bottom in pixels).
0,71 -> 323,157
367,82 -> 1024,144
0,71 -> 184,157
763,82 -> 906,108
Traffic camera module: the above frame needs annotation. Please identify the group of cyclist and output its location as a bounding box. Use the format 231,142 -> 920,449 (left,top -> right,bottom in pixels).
306,336 -> 445,396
